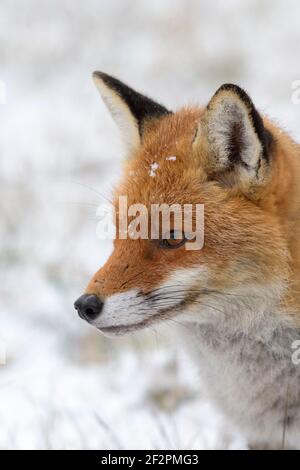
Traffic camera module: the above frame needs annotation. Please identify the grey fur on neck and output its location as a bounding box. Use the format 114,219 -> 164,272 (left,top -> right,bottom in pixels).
177,299 -> 300,449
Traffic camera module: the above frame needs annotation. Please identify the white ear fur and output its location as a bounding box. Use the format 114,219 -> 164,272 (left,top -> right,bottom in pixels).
193,85 -> 272,191
93,73 -> 140,154
203,92 -> 262,171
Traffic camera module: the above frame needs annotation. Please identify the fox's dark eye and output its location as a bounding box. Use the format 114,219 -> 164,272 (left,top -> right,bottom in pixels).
160,230 -> 186,249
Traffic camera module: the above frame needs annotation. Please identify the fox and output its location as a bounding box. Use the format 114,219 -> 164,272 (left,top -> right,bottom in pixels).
74,71 -> 300,449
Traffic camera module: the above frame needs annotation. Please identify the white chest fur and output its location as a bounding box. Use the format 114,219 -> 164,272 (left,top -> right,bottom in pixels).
177,307 -> 300,449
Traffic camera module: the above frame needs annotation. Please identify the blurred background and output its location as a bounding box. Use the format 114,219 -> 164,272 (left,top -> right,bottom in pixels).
0,0 -> 299,449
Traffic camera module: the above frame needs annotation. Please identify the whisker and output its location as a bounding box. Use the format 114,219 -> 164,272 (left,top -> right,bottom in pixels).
71,180 -> 113,205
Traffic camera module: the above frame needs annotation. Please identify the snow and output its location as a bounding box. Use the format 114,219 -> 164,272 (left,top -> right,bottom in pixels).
166,156 -> 177,161
1,0 -> 300,450
149,162 -> 159,177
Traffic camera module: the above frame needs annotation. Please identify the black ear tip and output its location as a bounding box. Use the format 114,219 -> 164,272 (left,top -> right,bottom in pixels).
213,83 -> 254,110
92,71 -> 130,94
93,71 -> 118,85
217,83 -> 245,94
92,70 -> 108,82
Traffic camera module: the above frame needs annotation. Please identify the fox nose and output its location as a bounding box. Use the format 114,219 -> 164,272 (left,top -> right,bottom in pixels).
74,294 -> 103,322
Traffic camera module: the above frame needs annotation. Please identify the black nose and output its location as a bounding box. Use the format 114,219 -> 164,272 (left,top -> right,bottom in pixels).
74,294 -> 103,322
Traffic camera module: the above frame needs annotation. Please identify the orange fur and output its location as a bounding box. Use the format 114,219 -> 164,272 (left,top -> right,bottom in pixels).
86,106 -> 300,322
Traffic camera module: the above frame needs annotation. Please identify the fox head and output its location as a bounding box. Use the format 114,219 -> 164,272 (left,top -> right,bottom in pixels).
74,72 -> 294,336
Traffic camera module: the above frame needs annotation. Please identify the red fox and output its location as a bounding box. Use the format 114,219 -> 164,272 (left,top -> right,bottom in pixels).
75,72 -> 300,449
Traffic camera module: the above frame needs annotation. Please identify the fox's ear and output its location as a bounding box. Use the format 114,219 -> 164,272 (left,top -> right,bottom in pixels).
194,84 -> 273,195
93,71 -> 170,154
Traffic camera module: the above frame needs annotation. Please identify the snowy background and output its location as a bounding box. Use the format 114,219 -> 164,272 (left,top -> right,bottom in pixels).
0,0 -> 299,449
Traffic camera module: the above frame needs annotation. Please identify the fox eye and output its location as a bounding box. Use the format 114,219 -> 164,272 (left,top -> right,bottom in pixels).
160,230 -> 186,249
